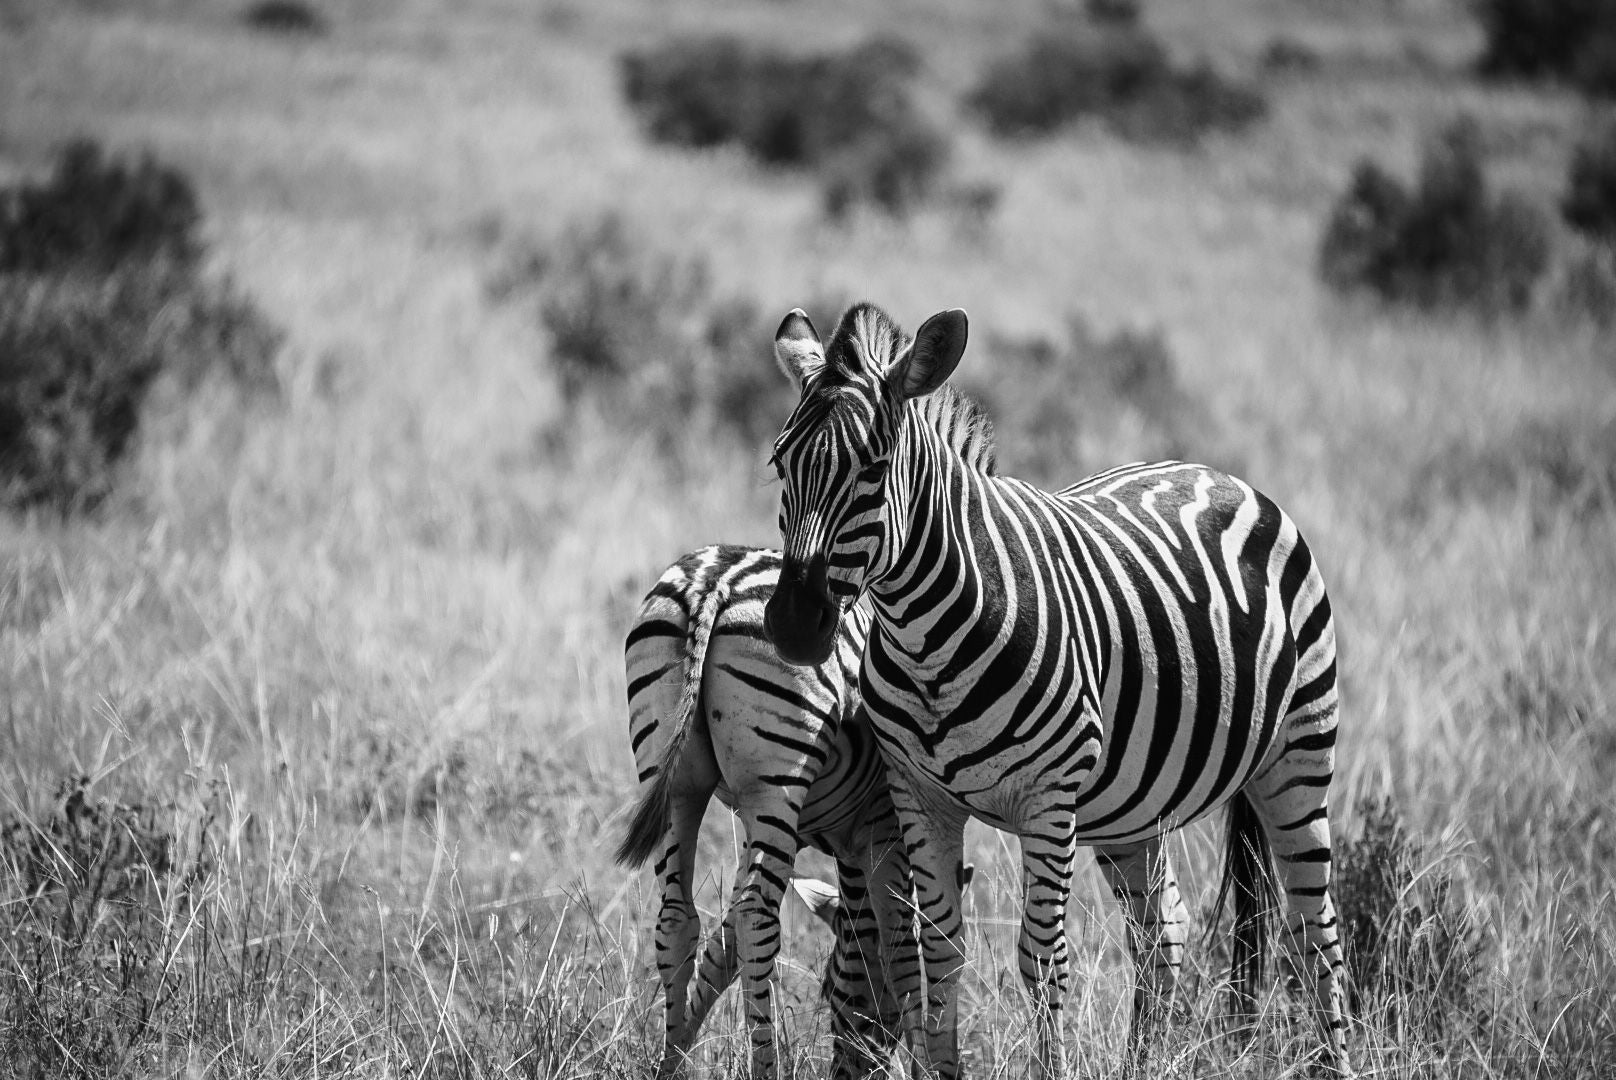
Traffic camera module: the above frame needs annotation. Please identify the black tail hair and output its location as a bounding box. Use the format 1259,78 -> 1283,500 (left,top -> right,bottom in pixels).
613,583 -> 726,868
1213,789 -> 1279,1033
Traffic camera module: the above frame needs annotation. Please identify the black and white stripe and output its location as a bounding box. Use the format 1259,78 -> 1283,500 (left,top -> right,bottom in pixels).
616,545 -> 917,1080
763,305 -> 1350,1078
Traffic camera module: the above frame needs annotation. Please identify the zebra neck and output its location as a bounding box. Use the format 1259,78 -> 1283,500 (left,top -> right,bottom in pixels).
865,420 -> 1006,687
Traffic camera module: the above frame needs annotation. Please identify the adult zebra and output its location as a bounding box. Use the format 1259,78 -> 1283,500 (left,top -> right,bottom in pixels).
761,304 -> 1349,1078
617,545 -> 918,1080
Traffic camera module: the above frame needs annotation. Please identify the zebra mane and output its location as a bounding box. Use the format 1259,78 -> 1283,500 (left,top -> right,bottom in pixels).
827,303 -> 997,477
909,385 -> 997,476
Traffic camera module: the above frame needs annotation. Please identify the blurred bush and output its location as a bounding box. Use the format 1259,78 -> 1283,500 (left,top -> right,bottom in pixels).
490,214 -> 709,403
1334,795 -> 1484,1044
961,314 -> 1211,485
1318,119 -> 1553,313
0,140 -> 283,514
242,0 -> 327,36
619,36 -> 949,216
1085,0 -> 1140,26
0,139 -> 201,276
1260,35 -> 1323,75
1473,0 -> 1616,98
489,214 -> 841,447
0,274 -> 166,512
967,18 -> 1266,144
1553,245 -> 1616,327
1562,118 -> 1616,245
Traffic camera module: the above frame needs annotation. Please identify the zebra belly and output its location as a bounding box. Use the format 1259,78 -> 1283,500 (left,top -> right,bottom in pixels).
863,615 -> 1295,844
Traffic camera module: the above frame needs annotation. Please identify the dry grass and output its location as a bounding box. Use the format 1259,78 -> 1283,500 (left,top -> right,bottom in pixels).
1,0 -> 1613,1076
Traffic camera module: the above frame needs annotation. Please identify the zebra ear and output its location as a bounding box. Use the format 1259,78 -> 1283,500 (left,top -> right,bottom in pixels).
774,308 -> 825,390
889,308 -> 968,400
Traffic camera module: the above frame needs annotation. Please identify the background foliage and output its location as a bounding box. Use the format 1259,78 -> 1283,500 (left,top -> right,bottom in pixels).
0,0 -> 1613,1076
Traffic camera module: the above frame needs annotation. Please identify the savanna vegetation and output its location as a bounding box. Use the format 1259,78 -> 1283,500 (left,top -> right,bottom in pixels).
0,0 -> 1612,1077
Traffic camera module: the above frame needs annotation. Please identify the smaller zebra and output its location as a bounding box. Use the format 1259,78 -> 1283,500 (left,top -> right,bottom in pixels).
617,545 -> 918,1080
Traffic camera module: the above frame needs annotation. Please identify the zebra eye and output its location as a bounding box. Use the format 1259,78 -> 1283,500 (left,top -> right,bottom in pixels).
857,461 -> 887,483
768,453 -> 785,481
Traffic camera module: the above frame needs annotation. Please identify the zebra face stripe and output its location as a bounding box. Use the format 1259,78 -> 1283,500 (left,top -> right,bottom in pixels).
765,315 -> 908,667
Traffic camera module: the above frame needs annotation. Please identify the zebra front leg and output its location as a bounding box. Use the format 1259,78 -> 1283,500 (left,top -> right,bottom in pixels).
823,856 -> 895,1080
890,777 -> 969,1080
828,802 -> 920,1080
1017,812 -> 1078,1080
1095,836 -> 1188,1073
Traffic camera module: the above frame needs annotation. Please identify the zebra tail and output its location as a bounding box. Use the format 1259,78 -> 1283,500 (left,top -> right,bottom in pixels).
613,581 -> 728,868
1216,789 -> 1278,1027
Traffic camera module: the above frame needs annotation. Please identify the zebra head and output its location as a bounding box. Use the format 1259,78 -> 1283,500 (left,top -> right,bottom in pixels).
763,302 -> 968,666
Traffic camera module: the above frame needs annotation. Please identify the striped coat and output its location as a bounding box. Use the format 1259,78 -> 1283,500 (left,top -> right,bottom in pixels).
617,545 -> 917,1080
763,304 -> 1349,1078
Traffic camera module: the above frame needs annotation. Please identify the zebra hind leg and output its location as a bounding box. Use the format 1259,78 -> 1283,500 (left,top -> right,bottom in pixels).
653,791 -> 712,1080
1246,710 -> 1351,1076
1095,836 -> 1189,1073
684,902 -> 741,1041
726,802 -> 808,1080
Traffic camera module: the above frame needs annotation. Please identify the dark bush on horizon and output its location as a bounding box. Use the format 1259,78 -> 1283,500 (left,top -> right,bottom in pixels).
1086,0 -> 1141,26
618,36 -> 948,215
490,215 -> 841,446
967,20 -> 1266,144
1318,119 -> 1553,313
0,275 -> 166,512
1563,119 -> 1616,245
0,141 -> 282,513
0,140 -> 202,276
242,0 -> 327,35
1473,0 -> 1616,97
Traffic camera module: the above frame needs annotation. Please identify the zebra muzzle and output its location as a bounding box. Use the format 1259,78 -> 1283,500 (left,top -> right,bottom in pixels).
763,560 -> 839,667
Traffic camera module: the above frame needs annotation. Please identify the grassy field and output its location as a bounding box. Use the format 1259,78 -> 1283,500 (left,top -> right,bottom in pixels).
1,0 -> 1613,1076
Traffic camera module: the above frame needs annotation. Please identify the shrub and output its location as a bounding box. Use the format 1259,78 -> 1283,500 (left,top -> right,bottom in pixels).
242,0 -> 326,35
0,141 -> 284,513
1555,244 -> 1616,326
1318,119 -> 1553,312
490,214 -> 708,403
1473,0 -> 1616,97
0,139 -> 201,276
1086,0 -> 1141,26
1563,119 -> 1616,244
1334,795 -> 1484,1043
821,121 -> 952,220
1261,35 -> 1323,74
0,273 -> 168,512
619,36 -> 948,214
488,216 -> 832,444
967,21 -> 1265,144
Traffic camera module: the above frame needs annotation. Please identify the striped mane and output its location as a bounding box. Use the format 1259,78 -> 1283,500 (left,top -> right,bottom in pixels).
826,302 -> 997,476
910,384 -> 997,477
